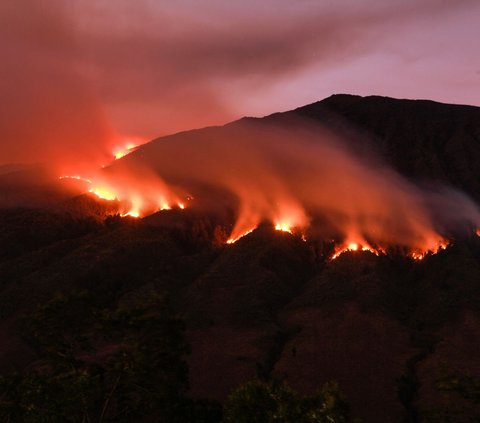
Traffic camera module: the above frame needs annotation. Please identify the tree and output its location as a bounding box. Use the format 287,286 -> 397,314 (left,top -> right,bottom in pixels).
0,292 -> 190,422
223,379 -> 351,423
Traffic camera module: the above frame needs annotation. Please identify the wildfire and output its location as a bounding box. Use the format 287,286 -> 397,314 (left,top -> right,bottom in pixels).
88,187 -> 117,201
58,175 -> 92,184
121,210 -> 140,218
226,228 -> 256,244
58,166 -> 463,261
331,239 -> 384,260
57,125 -> 479,261
85,182 -> 189,217
275,222 -> 293,233
330,234 -> 451,261
113,142 -> 138,160
159,203 -> 171,211
409,240 -> 448,260
59,161 -> 190,219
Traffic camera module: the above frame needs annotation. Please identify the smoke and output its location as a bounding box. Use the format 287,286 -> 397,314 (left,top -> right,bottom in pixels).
102,118 -> 480,254
0,1 -> 113,171
2,0 -> 479,171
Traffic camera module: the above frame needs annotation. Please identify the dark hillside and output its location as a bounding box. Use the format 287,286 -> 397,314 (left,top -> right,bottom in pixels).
290,95 -> 480,200
1,95 -> 480,422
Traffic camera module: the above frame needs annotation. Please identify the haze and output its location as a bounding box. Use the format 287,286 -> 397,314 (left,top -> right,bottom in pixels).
1,0 -> 479,167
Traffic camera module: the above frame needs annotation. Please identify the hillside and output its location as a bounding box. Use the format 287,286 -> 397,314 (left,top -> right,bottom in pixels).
0,95 -> 480,422
129,94 -> 480,202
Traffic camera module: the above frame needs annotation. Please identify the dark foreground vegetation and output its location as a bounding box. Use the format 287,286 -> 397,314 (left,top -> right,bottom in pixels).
0,208 -> 479,422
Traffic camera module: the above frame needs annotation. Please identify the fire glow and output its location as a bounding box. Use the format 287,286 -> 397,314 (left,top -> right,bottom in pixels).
113,141 -> 139,160
59,172 -> 188,218
59,146 -> 189,218
331,240 -> 385,260
226,228 -> 255,244
59,175 -> 93,184
275,222 -> 293,233
59,122 -> 480,261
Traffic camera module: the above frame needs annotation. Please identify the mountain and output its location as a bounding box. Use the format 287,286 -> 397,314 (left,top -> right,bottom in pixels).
126,94 -> 480,201
0,95 -> 480,422
291,94 -> 480,200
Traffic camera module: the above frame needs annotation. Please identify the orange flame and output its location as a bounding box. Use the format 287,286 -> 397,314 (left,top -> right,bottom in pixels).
112,137 -> 144,160
59,159 -> 189,219
59,175 -> 93,184
408,239 -> 448,260
113,146 -> 135,160
275,222 -> 293,233
88,186 -> 117,201
226,228 -> 256,244
331,237 -> 385,260
58,124 -> 479,261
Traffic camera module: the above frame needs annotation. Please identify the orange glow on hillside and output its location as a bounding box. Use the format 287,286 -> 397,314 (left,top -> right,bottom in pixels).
121,210 -> 140,218
114,145 -> 136,160
331,237 -> 385,260
111,137 -> 145,161
59,175 -> 93,184
226,228 -> 256,244
57,124 -> 480,261
274,202 -> 308,233
88,187 -> 117,201
59,154 -> 189,218
275,222 -> 293,233
330,233 -> 449,261
409,239 -> 448,260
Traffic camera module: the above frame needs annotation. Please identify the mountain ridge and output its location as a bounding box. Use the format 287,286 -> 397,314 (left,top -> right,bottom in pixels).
128,94 -> 480,203
0,94 -> 480,421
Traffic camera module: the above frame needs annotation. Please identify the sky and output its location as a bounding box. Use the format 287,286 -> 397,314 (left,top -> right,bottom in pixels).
1,0 -> 479,166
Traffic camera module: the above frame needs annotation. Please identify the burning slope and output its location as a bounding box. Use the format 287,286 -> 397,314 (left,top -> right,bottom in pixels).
60,171 -> 188,218
58,106 -> 480,260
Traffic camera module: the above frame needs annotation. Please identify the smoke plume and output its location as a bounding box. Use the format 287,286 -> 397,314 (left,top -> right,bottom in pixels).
96,118 -> 480,256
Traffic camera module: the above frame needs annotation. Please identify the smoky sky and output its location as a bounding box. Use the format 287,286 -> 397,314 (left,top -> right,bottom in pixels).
1,0 -> 479,166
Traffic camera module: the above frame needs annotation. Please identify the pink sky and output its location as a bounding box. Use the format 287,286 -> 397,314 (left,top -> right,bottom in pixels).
1,0 -> 479,165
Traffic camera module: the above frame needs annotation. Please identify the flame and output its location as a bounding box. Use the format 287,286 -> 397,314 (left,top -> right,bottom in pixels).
114,146 -> 135,160
331,237 -> 385,259
57,124 -> 479,261
408,239 -> 448,260
112,138 -> 143,160
89,187 -> 117,201
330,231 -> 449,261
275,222 -> 293,233
121,209 -> 140,218
59,161 -> 193,221
59,175 -> 92,184
226,228 -> 256,244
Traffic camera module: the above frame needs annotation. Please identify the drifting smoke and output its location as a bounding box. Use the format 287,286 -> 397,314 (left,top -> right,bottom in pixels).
75,117 -> 480,258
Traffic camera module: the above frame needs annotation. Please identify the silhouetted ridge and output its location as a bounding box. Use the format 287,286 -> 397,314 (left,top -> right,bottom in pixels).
284,94 -> 480,200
